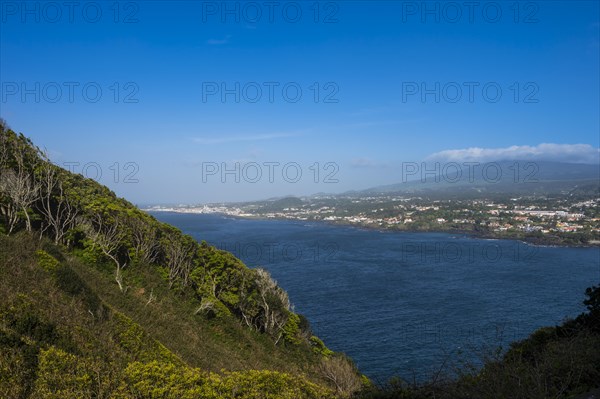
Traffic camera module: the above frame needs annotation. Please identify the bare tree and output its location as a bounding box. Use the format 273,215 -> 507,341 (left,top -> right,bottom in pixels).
0,127 -> 42,233
0,166 -> 39,233
238,271 -> 259,329
318,355 -> 362,397
195,297 -> 216,315
164,237 -> 195,287
196,255 -> 219,298
0,172 -> 19,234
37,161 -> 79,244
83,214 -> 128,291
145,289 -> 156,306
255,267 -> 291,343
0,123 -> 8,167
0,129 -> 20,233
129,217 -> 160,264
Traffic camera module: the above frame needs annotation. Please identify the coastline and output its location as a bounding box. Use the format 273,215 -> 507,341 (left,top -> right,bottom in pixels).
146,209 -> 600,249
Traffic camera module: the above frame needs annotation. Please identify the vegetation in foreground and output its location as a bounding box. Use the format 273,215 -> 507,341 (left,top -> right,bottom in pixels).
0,121 -> 362,398
1,120 -> 599,398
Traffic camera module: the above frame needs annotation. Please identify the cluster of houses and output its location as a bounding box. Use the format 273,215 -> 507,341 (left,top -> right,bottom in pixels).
148,197 -> 599,235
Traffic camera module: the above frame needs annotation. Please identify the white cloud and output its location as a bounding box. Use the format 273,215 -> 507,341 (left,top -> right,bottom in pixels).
427,143 -> 600,164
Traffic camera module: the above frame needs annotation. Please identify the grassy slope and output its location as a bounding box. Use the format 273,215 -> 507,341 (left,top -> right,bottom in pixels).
0,233 -> 333,398
0,125 -> 364,398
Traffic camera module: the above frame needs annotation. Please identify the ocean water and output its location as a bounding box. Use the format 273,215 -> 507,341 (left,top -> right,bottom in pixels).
151,212 -> 600,382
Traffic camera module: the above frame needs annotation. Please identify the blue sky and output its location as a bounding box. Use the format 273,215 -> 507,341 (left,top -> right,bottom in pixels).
1,1 -> 599,204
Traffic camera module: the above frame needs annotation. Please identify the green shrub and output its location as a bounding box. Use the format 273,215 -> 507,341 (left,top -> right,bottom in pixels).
310,336 -> 334,357
35,250 -> 60,273
116,361 -> 219,399
113,313 -> 180,364
116,362 -> 334,399
220,369 -> 335,399
32,347 -> 94,399
40,242 -> 66,262
282,312 -> 302,345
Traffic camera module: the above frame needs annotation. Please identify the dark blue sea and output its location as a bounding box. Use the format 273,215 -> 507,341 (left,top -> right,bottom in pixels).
150,212 -> 600,383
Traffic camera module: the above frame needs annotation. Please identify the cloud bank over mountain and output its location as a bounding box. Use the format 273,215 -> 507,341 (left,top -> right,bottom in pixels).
427,143 -> 600,164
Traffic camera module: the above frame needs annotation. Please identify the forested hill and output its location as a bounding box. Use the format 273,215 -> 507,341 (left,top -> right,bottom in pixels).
0,121 -> 363,398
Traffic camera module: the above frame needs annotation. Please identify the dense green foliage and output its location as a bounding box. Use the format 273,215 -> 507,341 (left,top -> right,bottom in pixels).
0,121 -> 297,342
0,121 -> 330,348
0,233 -> 343,398
0,122 -> 362,397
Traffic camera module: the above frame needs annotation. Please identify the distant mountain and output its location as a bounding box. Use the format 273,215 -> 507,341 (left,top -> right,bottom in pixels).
362,161 -> 600,197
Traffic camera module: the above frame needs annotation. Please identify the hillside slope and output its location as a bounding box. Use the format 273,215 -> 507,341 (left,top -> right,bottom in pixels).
0,121 -> 362,398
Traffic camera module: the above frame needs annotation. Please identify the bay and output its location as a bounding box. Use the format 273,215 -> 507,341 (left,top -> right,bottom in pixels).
151,212 -> 600,383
